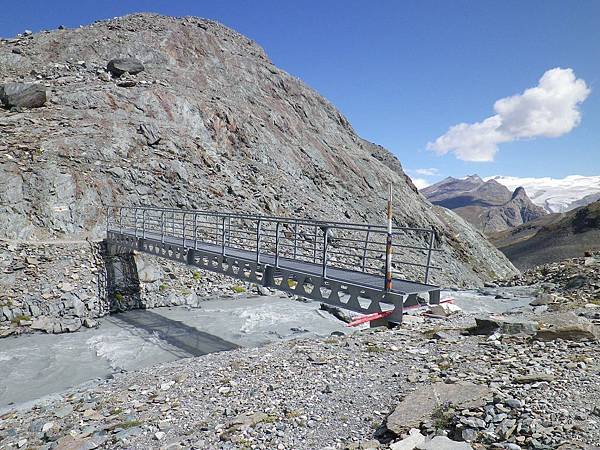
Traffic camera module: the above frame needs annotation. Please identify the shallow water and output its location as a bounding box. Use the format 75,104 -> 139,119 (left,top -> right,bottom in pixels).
0,287 -> 536,410
0,295 -> 348,410
445,286 -> 536,314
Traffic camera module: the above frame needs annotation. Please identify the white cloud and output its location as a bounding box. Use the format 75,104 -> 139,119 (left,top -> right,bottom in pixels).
428,68 -> 591,162
411,177 -> 431,190
414,168 -> 439,176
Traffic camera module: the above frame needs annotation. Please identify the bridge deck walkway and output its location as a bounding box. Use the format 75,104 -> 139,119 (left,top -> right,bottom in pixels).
121,228 -> 437,298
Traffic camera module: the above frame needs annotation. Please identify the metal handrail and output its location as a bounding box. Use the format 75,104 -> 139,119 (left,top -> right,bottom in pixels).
107,205 -> 435,234
106,205 -> 439,285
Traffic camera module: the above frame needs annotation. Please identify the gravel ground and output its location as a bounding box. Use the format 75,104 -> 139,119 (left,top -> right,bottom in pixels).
1,309 -> 598,450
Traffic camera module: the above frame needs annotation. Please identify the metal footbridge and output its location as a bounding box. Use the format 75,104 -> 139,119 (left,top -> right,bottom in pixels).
106,206 -> 441,325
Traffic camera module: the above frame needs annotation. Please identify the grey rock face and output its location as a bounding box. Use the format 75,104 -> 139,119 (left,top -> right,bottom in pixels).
138,123 -> 161,145
0,83 -> 46,108
0,13 -> 518,289
106,58 -> 145,77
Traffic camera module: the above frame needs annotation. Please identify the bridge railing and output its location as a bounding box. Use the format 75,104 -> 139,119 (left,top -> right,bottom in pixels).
106,206 -> 440,286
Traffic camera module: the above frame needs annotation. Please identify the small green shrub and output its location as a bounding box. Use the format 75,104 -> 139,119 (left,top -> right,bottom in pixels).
431,402 -> 454,429
11,314 -> 31,324
365,344 -> 386,353
192,271 -> 202,280
115,420 -> 142,430
231,285 -> 246,293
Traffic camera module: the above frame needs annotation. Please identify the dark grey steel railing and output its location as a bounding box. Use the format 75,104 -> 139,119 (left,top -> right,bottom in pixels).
106,206 -> 440,285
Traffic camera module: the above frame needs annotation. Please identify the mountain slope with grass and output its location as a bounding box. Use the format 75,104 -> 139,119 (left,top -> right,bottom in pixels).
489,200 -> 600,270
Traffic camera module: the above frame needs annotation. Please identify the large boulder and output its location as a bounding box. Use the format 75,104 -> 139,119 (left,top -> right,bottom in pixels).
134,254 -> 162,283
385,382 -> 492,435
106,58 -> 145,77
30,316 -> 60,333
428,303 -> 462,317
390,429 -> 426,450
0,83 -> 46,108
534,312 -> 597,341
468,316 -> 539,336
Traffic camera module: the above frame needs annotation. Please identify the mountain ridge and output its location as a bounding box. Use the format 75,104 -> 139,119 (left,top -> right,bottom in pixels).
421,175 -> 547,233
489,200 -> 600,270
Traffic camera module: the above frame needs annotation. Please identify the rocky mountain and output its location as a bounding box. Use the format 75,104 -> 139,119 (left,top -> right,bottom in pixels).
489,175 -> 600,213
489,200 -> 600,270
421,175 -> 547,233
0,13 -> 517,292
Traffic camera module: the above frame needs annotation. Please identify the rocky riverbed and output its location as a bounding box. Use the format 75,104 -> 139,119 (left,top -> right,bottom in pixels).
1,278 -> 598,450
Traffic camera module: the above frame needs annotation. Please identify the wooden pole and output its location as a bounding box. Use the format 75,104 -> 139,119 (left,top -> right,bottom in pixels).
384,183 -> 393,292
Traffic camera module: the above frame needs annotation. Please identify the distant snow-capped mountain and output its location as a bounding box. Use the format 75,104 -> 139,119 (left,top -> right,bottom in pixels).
421,175 -> 546,233
486,175 -> 600,213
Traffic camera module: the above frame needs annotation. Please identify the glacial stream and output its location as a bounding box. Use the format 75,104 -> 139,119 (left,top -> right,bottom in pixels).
0,287 -> 536,411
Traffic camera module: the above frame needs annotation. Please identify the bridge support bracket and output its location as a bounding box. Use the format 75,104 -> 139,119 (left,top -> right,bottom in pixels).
262,265 -> 274,288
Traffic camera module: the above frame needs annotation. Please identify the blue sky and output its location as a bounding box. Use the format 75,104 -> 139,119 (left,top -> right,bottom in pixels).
2,1 -> 598,186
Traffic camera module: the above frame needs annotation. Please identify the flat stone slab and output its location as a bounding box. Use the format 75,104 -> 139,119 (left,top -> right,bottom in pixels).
386,382 -> 492,435
513,373 -> 555,384
534,312 -> 597,342
469,316 -> 539,335
417,436 -> 473,450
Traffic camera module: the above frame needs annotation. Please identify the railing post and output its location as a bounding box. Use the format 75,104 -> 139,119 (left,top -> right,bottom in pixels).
361,226 -> 371,272
142,209 -> 146,239
322,227 -> 329,278
161,211 -> 165,244
228,216 -> 232,247
313,225 -> 318,263
215,215 -> 219,244
134,208 -> 139,238
275,222 -> 281,268
221,216 -> 226,256
424,230 -> 435,284
293,221 -> 298,259
256,219 -> 262,263
193,213 -> 198,250
119,208 -> 123,234
181,213 -> 186,247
